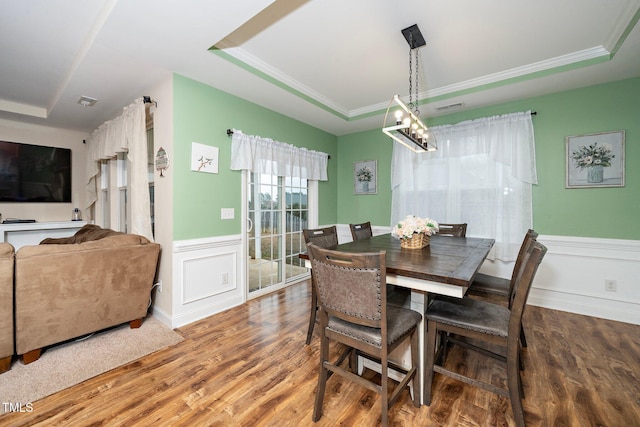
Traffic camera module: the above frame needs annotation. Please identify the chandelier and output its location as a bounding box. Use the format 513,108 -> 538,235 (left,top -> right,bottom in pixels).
382,24 -> 436,152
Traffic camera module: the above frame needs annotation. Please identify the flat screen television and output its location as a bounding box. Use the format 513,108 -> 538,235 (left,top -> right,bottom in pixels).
0,140 -> 72,203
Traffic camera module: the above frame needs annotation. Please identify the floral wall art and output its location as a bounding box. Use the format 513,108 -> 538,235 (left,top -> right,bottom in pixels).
566,130 -> 625,188
354,160 -> 377,194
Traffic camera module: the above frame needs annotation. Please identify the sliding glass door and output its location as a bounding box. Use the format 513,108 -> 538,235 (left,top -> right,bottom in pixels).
246,172 -> 309,298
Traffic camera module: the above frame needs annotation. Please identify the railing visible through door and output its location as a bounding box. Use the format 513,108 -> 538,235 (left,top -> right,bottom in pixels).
247,173 -> 308,295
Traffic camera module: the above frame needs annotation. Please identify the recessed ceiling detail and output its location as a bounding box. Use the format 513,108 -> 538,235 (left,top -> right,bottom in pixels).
1,0 -> 639,134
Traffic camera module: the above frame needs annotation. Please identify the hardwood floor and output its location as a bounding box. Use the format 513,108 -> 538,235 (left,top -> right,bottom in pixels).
2,280 -> 639,426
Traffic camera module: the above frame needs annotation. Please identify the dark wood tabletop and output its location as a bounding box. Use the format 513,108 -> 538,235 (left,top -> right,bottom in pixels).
300,233 -> 495,288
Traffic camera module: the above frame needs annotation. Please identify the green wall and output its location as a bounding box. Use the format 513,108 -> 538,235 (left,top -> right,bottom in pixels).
172,74 -> 338,240
337,77 -> 640,240
337,129 -> 394,225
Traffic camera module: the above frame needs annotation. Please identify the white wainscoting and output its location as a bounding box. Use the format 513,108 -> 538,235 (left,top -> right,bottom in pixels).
528,235 -> 640,325
159,228 -> 639,328
337,225 -> 640,326
167,234 -> 245,328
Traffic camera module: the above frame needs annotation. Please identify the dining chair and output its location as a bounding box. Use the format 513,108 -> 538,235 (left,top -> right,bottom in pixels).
307,243 -> 421,427
468,229 -> 539,347
349,221 -> 373,241
438,223 -> 467,237
469,229 -> 538,297
423,240 -> 547,427
350,220 -> 410,308
302,226 -> 338,345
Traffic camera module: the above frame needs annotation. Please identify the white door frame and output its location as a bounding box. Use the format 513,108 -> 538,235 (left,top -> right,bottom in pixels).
241,171 -> 318,300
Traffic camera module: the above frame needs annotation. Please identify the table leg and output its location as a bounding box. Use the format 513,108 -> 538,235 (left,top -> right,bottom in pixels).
410,289 -> 429,406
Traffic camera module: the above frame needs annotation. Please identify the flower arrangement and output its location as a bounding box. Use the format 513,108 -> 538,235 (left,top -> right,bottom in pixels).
355,166 -> 373,182
392,215 -> 439,239
570,142 -> 614,170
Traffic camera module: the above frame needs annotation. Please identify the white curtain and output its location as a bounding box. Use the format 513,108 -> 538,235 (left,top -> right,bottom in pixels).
85,97 -> 153,241
391,111 -> 537,261
230,130 -> 329,180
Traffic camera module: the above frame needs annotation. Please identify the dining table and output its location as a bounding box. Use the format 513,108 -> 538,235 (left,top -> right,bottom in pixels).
300,232 -> 495,405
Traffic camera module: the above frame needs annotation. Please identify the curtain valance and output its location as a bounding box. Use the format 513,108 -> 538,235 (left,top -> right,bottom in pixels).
404,111 -> 537,185
230,130 -> 329,181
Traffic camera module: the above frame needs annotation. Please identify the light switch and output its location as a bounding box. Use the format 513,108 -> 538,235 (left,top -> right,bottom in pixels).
221,208 -> 234,219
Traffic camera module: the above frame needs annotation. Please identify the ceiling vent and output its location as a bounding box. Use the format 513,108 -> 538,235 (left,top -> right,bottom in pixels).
77,96 -> 98,107
435,102 -> 464,112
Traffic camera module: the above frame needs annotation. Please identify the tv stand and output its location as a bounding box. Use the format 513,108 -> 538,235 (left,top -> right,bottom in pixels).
2,219 -> 36,224
0,221 -> 87,250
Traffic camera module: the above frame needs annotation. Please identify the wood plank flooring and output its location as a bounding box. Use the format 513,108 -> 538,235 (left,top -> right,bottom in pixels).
1,280 -> 639,426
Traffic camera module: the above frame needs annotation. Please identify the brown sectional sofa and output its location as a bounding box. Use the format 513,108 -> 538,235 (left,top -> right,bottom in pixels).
0,242 -> 15,373
14,225 -> 161,364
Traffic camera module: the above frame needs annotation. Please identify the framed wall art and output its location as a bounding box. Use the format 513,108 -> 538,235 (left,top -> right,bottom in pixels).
191,142 -> 219,174
354,160 -> 377,195
566,130 -> 625,188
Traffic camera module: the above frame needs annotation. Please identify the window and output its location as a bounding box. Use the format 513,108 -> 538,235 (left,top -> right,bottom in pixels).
92,105 -> 155,236
391,111 -> 537,261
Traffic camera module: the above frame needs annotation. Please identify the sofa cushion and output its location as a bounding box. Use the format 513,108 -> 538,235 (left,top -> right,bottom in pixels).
21,233 -> 152,258
40,224 -> 123,244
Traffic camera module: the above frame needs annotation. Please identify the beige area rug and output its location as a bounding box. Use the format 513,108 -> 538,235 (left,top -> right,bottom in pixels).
0,316 -> 183,404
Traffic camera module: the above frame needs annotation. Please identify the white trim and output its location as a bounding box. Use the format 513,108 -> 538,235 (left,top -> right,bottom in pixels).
526,234 -> 640,325
219,40 -> 612,121
242,172 -> 318,301
165,229 -> 640,328
169,234 -> 244,328
338,226 -> 640,326
216,41 -> 349,117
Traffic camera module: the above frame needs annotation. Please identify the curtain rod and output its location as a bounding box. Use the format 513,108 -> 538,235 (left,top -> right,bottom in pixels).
227,129 -> 330,159
143,96 -> 157,107
227,112 -> 536,138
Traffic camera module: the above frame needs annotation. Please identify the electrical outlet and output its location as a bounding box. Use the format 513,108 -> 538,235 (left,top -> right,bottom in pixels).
156,279 -> 162,293
605,279 -> 617,292
221,273 -> 229,285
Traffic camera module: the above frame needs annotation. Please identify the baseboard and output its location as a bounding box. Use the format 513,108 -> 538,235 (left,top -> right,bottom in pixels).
149,306 -> 172,327
527,287 -> 640,325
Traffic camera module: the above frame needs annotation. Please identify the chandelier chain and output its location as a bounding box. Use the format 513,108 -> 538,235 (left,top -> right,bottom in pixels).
414,47 -> 420,116
408,38 -> 414,111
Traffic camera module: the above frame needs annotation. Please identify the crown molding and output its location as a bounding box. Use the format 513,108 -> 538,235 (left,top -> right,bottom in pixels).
214,41 -> 613,123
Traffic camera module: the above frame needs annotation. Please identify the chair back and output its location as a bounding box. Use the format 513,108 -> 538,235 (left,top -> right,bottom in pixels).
508,241 -> 547,339
507,229 -> 539,306
303,226 -> 338,249
349,221 -> 373,241
438,223 -> 467,237
307,243 -> 386,329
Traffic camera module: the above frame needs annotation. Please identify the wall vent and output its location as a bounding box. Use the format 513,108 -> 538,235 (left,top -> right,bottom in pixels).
435,102 -> 464,111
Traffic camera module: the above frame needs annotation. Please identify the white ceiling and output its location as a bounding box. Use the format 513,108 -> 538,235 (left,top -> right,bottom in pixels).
1,0 -> 639,135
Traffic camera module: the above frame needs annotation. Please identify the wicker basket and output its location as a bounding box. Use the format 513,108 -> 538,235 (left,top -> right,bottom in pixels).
400,233 -> 430,249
